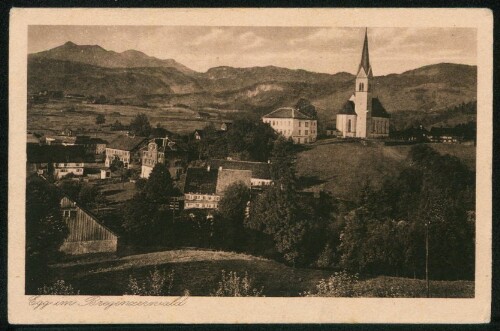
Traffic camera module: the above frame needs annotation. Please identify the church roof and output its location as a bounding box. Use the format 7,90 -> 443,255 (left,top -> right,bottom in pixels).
337,98 -> 390,118
357,29 -> 372,77
338,100 -> 356,115
371,98 -> 390,118
262,107 -> 312,120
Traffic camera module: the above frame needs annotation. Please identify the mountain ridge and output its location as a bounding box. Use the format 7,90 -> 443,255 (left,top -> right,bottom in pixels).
28,42 -> 477,126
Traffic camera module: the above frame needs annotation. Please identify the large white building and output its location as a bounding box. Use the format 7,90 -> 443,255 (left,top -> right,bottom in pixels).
336,29 -> 390,138
262,107 -> 317,144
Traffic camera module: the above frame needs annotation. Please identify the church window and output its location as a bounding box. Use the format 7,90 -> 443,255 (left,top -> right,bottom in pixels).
348,119 -> 352,132
359,82 -> 364,91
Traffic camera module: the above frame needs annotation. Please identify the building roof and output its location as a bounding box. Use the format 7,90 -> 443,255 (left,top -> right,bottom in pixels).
262,107 -> 313,120
371,98 -> 390,118
183,167 -> 219,194
429,127 -> 461,136
338,98 -> 390,118
27,145 -> 88,163
208,159 -> 272,179
216,169 -> 252,194
27,133 -> 40,144
74,136 -> 108,145
338,100 -> 356,115
107,135 -> 147,151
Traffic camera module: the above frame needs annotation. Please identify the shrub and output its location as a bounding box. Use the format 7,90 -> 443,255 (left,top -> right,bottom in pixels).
211,270 -> 264,297
304,271 -> 359,297
126,268 -> 175,296
37,280 -> 79,295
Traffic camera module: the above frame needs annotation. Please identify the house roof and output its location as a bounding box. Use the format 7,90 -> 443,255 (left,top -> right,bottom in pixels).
107,135 -> 147,151
429,127 -> 461,136
216,169 -> 252,194
183,167 -> 219,194
208,159 -> 272,180
74,136 -> 108,145
262,107 -> 313,120
27,145 -> 88,163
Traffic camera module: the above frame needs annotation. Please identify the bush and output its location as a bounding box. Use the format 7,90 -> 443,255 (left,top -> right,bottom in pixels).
211,270 -> 264,297
304,271 -> 359,297
126,268 -> 175,296
38,280 -> 79,295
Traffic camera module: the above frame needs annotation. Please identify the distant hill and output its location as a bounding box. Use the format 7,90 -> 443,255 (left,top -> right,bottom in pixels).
30,41 -> 194,73
28,42 -> 477,127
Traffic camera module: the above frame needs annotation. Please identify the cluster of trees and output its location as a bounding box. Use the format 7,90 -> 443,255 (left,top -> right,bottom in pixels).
338,145 -> 475,280
26,176 -> 69,292
190,118 -> 277,162
123,163 -> 180,244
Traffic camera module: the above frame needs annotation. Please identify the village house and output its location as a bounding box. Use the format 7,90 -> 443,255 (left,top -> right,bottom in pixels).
428,127 -> 462,143
193,129 -> 204,141
74,136 -> 108,155
262,107 -> 318,144
140,137 -> 188,179
105,134 -> 147,169
27,144 -> 87,179
208,159 -> 273,189
183,167 -> 220,210
336,29 -> 390,138
60,195 -> 119,255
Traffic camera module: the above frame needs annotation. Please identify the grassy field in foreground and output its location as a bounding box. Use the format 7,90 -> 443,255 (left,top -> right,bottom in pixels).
48,249 -> 473,297
296,140 -> 475,201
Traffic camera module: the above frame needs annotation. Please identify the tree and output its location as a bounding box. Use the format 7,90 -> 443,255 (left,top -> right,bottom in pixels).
26,176 -> 69,293
142,163 -> 177,203
216,182 -> 251,249
130,113 -> 152,137
295,98 -> 317,119
270,136 -> 296,189
95,114 -> 106,125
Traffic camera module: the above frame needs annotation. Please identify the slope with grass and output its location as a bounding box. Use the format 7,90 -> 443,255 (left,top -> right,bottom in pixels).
47,248 -> 473,297
296,140 -> 475,202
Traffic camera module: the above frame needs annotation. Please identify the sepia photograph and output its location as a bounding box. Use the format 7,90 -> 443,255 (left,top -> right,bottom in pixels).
8,8 -> 492,324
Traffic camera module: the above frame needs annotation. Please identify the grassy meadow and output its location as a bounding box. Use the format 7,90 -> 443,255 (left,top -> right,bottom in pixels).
48,249 -> 473,297
28,101 -> 220,136
296,139 -> 475,201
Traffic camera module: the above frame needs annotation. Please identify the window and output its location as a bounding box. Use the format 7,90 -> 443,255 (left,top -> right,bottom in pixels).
299,122 -> 301,127
305,122 -> 309,127
305,130 -> 308,135
359,82 -> 364,91
298,130 -> 301,135
348,119 -> 352,132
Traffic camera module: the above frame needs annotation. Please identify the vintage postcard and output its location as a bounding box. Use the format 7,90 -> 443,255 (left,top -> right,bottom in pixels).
8,8 -> 492,324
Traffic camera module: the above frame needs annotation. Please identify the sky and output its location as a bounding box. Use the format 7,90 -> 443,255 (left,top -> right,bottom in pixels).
28,26 -> 477,75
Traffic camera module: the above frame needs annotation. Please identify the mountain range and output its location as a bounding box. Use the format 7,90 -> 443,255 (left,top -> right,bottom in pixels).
28,42 -> 477,125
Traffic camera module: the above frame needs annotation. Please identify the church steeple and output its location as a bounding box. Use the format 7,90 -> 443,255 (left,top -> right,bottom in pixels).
357,28 -> 372,77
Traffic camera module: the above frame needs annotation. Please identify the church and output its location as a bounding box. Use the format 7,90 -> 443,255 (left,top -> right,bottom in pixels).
336,29 -> 390,138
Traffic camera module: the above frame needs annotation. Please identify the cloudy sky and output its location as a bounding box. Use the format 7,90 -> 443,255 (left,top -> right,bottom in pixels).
28,26 -> 476,75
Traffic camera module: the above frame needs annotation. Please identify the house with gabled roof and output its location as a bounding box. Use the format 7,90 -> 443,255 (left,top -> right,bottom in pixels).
183,167 -> 220,210
208,159 -> 272,189
262,107 -> 317,144
105,134 -> 147,169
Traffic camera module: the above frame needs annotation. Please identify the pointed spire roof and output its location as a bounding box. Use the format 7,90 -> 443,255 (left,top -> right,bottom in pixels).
357,28 -> 372,76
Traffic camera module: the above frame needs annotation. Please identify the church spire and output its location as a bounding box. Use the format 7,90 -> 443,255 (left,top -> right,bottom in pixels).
358,28 -> 371,76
